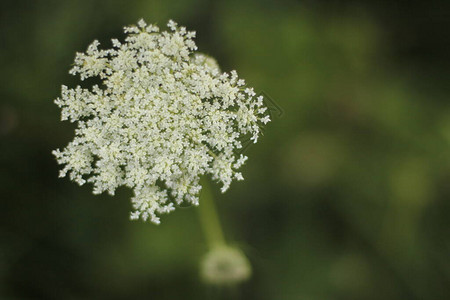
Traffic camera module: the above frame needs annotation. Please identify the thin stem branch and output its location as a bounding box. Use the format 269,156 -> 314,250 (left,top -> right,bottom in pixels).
198,177 -> 226,249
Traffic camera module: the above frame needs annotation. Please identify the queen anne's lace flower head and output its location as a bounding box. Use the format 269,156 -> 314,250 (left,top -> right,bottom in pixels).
201,246 -> 252,285
53,19 -> 270,224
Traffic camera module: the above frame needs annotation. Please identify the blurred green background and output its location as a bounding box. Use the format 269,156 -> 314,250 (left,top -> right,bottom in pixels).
1,0 -> 450,299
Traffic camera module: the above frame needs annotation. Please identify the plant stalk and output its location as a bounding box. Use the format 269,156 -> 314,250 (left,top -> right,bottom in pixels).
198,178 -> 226,249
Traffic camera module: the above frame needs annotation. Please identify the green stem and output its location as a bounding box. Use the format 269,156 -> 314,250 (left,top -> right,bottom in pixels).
198,177 -> 226,249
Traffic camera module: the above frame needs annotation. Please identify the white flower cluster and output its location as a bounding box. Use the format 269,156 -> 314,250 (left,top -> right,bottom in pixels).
53,19 -> 270,224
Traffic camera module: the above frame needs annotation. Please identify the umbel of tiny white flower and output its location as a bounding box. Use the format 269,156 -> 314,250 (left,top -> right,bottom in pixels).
53,19 -> 270,224
200,245 -> 252,285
